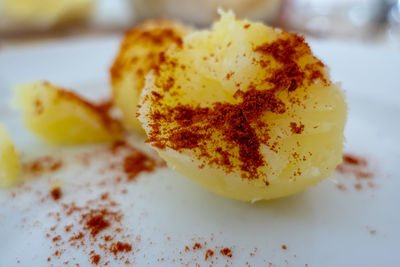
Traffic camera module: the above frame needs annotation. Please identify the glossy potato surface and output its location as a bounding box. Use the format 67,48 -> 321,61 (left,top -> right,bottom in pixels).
138,11 -> 347,202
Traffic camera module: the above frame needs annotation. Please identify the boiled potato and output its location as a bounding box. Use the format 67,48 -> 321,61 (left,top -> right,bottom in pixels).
138,10 -> 347,201
0,123 -> 21,187
110,20 -> 190,134
14,81 -> 122,144
1,0 -> 93,29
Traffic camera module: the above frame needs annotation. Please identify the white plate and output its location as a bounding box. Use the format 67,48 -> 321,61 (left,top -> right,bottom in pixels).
0,36 -> 399,267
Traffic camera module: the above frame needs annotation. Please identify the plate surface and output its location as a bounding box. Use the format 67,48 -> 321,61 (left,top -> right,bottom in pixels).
0,36 -> 399,267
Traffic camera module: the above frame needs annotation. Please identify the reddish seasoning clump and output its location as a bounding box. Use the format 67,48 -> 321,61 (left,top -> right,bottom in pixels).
290,122 -> 305,134
192,243 -> 202,250
69,232 -> 84,241
354,183 -> 362,190
109,242 -> 132,256
123,153 -> 157,180
281,245 -> 287,250
108,139 -> 164,181
205,249 -> 214,260
90,253 -> 101,265
146,88 -> 285,179
254,34 -> 327,91
337,153 -> 372,179
336,153 -> 375,191
23,156 -> 62,176
52,235 -> 61,242
220,248 -> 233,258
370,229 -> 376,235
84,210 -> 111,237
50,187 -> 62,201
110,140 -> 127,154
343,154 -> 367,166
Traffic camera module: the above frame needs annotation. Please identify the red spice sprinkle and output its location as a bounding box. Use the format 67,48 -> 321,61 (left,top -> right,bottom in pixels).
290,122 -> 305,134
109,242 -> 132,256
110,140 -> 126,154
52,235 -> 61,242
205,249 -> 214,260
23,156 -> 62,176
110,22 -> 185,88
343,155 -> 367,166
101,193 -> 109,200
337,184 -> 346,191
192,243 -> 202,250
146,88 -> 285,179
281,245 -> 287,250
254,34 -> 326,91
144,30 -> 327,180
123,153 -> 157,180
104,235 -> 113,242
220,248 -> 233,258
367,181 -> 375,188
185,246 -> 190,252
69,232 -> 84,241
84,211 -> 111,237
356,171 -> 373,179
336,153 -> 375,191
90,254 -> 101,265
50,187 -> 62,201
354,183 -> 362,190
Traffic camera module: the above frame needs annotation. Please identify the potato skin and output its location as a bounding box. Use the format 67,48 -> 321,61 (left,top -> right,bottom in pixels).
110,20 -> 189,134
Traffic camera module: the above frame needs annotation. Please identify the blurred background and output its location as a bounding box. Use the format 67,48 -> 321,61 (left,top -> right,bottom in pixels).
0,0 -> 400,46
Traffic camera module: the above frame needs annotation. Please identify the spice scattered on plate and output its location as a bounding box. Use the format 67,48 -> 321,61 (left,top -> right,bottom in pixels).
336,153 -> 376,191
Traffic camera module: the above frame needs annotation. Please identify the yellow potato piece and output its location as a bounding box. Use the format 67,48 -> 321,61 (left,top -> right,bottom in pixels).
2,0 -> 93,28
0,123 -> 21,188
138,11 -> 347,201
14,81 -> 122,145
110,20 -> 190,134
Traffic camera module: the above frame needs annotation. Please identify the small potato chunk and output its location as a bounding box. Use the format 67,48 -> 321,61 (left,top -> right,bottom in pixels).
138,11 -> 347,201
14,81 -> 122,145
110,20 -> 189,134
2,0 -> 93,29
0,123 -> 21,187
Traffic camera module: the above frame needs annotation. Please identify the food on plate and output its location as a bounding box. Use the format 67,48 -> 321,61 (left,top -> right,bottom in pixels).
14,81 -> 122,145
1,0 -> 93,30
0,123 -> 21,187
138,10 -> 347,201
110,20 -> 190,134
